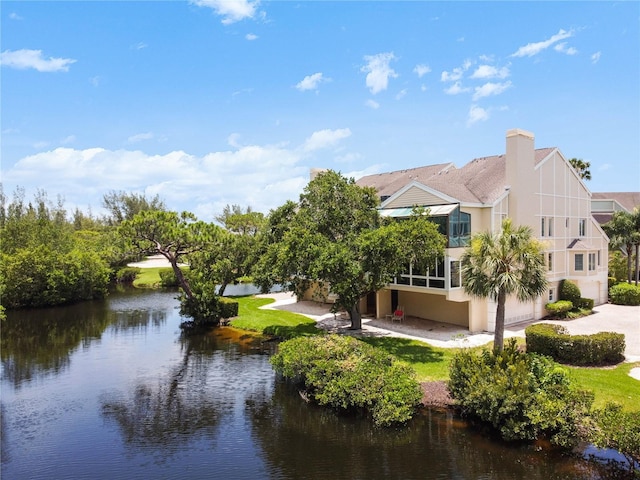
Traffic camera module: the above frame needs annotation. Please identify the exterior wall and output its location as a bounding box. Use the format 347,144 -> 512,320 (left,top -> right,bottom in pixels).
395,289 -> 469,327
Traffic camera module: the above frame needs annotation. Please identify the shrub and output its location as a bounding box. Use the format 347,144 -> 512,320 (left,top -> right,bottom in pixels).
219,297 -> 239,319
545,300 -> 574,318
271,334 -> 422,426
608,276 -> 618,290
116,267 -> 141,284
159,268 -> 178,287
525,323 -> 625,366
448,339 -> 593,446
559,279 -> 582,305
179,282 -> 221,326
610,283 -> 640,306
591,402 -> 640,474
574,297 -> 594,310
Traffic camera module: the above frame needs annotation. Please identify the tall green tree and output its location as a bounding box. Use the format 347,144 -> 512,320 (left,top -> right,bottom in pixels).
254,171 -> 446,329
0,187 -> 110,309
603,209 -> 640,284
118,210 -> 221,300
102,190 -> 166,226
461,218 -> 548,353
568,158 -> 591,181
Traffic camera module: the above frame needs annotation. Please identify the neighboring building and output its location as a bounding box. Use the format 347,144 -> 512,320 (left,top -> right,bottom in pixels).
591,192 -> 640,225
355,128 -> 609,332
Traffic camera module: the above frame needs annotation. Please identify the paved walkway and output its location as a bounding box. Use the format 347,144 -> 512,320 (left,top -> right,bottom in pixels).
258,292 -> 640,366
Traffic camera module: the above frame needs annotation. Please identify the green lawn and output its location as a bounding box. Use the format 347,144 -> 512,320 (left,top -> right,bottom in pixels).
230,296 -> 321,338
567,362 -> 640,411
132,267 -> 171,288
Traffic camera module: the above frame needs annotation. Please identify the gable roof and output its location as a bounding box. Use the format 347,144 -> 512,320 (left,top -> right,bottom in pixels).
357,147 -> 556,205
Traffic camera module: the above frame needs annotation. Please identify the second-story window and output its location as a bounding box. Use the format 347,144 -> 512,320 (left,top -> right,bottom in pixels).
548,252 -> 553,272
579,218 -> 586,236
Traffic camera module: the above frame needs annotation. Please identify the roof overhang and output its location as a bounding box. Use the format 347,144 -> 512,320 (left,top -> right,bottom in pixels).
379,203 -> 458,218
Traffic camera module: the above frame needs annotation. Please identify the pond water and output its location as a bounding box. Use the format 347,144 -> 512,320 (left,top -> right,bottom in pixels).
0,288 -> 622,479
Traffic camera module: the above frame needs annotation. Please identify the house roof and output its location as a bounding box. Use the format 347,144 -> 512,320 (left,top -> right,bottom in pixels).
591,192 -> 640,212
357,147 -> 556,205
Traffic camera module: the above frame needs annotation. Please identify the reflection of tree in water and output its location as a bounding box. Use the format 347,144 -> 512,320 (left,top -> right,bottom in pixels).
1,291 -> 171,388
1,301 -> 110,387
247,381 -> 611,480
101,326 -> 274,454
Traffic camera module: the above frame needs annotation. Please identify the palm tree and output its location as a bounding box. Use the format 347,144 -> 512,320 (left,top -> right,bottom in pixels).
604,209 -> 640,284
568,158 -> 592,181
461,218 -> 548,353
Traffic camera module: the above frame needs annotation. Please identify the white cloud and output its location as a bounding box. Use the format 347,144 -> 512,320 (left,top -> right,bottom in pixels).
472,81 -> 512,101
510,29 -> 574,57
191,0 -> 260,24
245,33 -> 258,41
591,51 -> 601,64
395,89 -> 407,100
467,105 -> 489,125
9,12 -> 23,20
295,72 -> 330,92
130,42 -> 147,50
365,99 -> 380,109
302,128 -> 351,152
90,76 -> 101,87
413,64 -> 431,78
60,135 -> 76,145
444,81 -> 470,95
554,42 -> 578,55
0,49 -> 76,72
470,64 -> 510,79
127,132 -> 154,143
227,133 -> 242,147
361,52 -> 398,94
3,138 -> 323,217
441,60 -> 472,82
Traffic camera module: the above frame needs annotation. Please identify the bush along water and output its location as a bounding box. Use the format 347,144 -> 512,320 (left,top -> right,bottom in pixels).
270,334 -> 422,427
448,339 -> 593,447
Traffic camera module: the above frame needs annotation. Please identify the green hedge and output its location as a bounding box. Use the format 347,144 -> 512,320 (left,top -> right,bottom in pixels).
609,282 -> 640,306
525,323 -> 625,366
159,268 -> 179,287
575,297 -> 594,310
545,300 -> 573,318
219,297 -> 239,319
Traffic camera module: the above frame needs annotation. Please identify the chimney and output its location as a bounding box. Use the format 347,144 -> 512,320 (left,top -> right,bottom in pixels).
505,129 -> 535,226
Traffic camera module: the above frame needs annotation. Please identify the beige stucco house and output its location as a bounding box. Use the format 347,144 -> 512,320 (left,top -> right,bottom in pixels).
355,128 -> 609,333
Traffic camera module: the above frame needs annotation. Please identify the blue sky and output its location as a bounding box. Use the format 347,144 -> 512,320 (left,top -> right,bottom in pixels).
2,1 -> 639,220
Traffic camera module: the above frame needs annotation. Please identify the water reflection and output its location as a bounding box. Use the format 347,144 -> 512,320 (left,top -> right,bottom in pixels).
247,379 -> 614,480
100,326 -> 275,457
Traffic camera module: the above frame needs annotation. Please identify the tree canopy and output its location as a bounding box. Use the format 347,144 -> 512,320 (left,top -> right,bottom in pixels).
603,209 -> 640,284
461,218 -> 548,352
568,158 -> 591,181
254,170 -> 446,329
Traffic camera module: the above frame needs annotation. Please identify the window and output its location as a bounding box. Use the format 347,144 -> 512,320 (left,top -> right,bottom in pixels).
548,289 -> 555,302
548,252 -> 553,272
450,260 -> 461,288
575,253 -> 584,271
548,218 -> 553,237
541,217 -> 545,237
579,218 -> 586,237
589,253 -> 596,271
598,250 -> 601,266
541,217 -> 553,237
